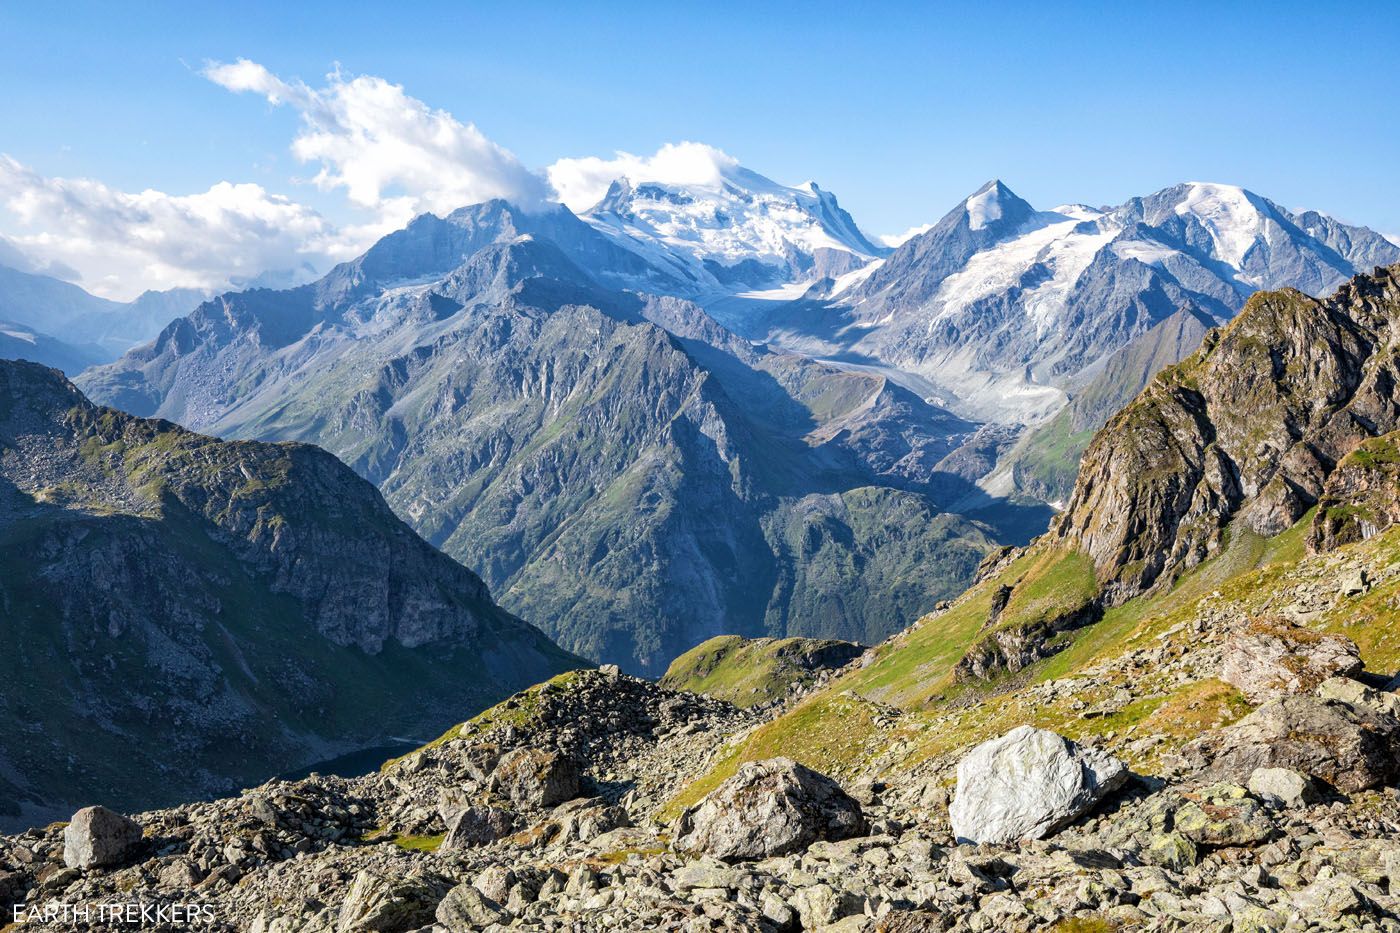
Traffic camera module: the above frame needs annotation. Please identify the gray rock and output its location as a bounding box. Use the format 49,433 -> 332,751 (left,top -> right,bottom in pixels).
473,864 -> 515,905
1219,625 -> 1362,702
489,747 -> 580,809
1248,767 -> 1320,808
1171,786 -> 1274,846
62,806 -> 143,870
441,805 -> 516,851
337,869 -> 445,933
674,757 -> 866,860
548,797 -> 629,844
1145,832 -> 1198,870
948,726 -> 1129,845
1339,569 -> 1370,596
1317,676 -> 1400,718
436,881 -> 511,931
1185,695 -> 1400,793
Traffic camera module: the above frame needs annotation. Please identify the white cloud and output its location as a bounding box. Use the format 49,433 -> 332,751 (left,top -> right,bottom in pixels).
879,223 -> 932,248
547,142 -> 740,212
0,156 -> 342,300
1386,232 -> 1400,248
204,59 -> 551,228
0,61 -> 560,300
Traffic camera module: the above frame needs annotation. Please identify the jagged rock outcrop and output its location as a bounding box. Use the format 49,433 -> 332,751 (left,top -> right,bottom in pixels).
1219,621 -> 1363,702
0,360 -> 579,830
1055,264 -> 1400,601
1308,431 -> 1400,552
948,726 -> 1129,845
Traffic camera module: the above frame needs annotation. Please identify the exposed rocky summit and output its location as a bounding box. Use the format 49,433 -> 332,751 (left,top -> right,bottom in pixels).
1056,263 -> 1400,601
0,360 -> 579,830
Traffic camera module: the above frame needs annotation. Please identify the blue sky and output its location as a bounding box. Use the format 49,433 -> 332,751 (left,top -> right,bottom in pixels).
1,0 -> 1396,297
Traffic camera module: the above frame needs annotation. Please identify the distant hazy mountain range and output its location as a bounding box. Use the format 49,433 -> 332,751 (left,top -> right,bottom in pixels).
0,262 -> 207,368
45,162 -> 1400,671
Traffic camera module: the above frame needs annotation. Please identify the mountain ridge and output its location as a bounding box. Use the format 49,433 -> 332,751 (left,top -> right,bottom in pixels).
0,359 -> 580,829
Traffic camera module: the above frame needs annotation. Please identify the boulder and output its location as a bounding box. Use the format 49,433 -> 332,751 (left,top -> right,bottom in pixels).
436,882 -> 511,931
440,805 -> 516,851
489,748 -> 580,809
337,869 -> 445,933
549,797 -> 629,844
1248,767 -> 1320,808
1185,695 -> 1400,793
1171,784 -> 1274,846
1145,832 -> 1198,870
674,757 -> 866,860
948,726 -> 1129,845
1219,623 -> 1362,702
1318,676 -> 1400,718
62,806 -> 143,870
473,864 -> 515,906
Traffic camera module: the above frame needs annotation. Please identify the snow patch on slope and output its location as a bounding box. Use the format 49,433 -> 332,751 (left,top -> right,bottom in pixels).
0,325 -> 37,344
966,186 -> 1005,230
1112,238 -> 1177,267
933,215 -> 1116,334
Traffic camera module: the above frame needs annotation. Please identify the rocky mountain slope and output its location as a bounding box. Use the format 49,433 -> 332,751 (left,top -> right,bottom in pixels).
77,203 -> 1003,675
658,634 -> 865,708
0,360 -> 579,831
1057,263 -> 1400,602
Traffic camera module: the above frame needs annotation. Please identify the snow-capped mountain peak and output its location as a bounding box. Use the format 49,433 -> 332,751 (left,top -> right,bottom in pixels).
965,180 -> 1011,230
1169,181 -> 1277,268
784,179 -> 1400,424
579,160 -> 885,293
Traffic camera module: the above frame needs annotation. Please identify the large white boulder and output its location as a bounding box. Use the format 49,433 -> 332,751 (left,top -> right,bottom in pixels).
949,726 -> 1129,845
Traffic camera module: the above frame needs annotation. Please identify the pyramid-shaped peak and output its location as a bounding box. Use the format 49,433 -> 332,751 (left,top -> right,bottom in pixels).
963,180 -> 1031,231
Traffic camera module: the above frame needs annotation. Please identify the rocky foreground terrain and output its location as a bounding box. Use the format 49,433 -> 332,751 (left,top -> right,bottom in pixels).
8,628 -> 1400,932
